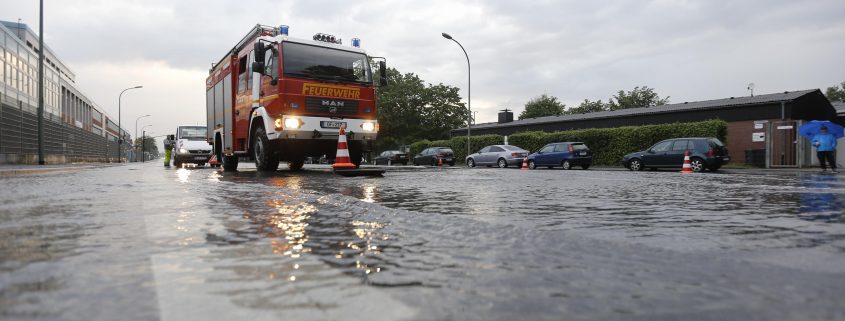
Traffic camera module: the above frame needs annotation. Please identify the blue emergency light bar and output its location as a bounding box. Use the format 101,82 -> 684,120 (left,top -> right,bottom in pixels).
279,25 -> 289,36
352,38 -> 361,48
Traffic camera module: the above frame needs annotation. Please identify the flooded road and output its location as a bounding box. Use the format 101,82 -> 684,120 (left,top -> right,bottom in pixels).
2,163 -> 845,320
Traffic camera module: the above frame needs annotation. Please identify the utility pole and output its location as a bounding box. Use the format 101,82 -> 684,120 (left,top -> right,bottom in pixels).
37,0 -> 45,165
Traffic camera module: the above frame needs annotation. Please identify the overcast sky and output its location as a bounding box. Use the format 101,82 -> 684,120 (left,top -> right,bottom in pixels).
3,0 -> 844,148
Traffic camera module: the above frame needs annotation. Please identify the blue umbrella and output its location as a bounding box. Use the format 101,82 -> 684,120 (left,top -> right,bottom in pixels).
799,120 -> 845,139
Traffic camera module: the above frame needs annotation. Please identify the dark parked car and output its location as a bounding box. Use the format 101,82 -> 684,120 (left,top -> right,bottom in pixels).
465,145 -> 529,168
527,142 -> 592,170
414,147 -> 455,166
622,137 -> 730,172
374,150 -> 408,165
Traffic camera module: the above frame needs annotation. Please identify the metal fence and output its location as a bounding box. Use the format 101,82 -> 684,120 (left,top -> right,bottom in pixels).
0,92 -> 127,164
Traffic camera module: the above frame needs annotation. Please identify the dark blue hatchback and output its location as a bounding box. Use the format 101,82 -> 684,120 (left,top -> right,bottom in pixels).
527,142 -> 592,170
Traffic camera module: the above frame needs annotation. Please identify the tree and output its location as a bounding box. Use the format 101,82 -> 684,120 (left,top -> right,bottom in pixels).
565,99 -> 607,115
824,81 -> 845,102
607,86 -> 669,111
518,94 -> 566,120
376,68 -> 468,150
133,136 -> 160,159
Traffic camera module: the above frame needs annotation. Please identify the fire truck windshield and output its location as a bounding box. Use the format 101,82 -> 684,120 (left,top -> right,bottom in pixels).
282,42 -> 372,84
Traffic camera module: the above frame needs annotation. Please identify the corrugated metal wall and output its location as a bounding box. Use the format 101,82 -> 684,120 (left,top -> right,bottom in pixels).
1,93 -> 125,164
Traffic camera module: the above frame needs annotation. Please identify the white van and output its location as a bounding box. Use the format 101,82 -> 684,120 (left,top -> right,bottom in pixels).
173,126 -> 212,167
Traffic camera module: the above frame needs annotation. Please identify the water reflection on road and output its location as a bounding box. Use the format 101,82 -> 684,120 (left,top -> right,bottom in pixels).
2,164 -> 845,320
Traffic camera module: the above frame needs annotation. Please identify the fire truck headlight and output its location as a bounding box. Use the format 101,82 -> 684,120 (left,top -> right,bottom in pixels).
179,148 -> 188,154
361,122 -> 376,132
284,118 -> 301,129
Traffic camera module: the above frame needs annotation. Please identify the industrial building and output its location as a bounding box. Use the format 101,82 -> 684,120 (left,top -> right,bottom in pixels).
0,20 -> 131,164
452,90 -> 841,168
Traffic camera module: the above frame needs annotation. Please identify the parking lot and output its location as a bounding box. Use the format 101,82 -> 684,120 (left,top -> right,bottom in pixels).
1,163 -> 844,320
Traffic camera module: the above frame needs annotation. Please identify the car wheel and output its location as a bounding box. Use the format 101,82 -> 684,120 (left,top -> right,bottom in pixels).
413,159 -> 418,166
629,159 -> 644,171
690,157 -> 705,172
288,160 -> 305,171
528,160 -> 536,170
467,158 -> 476,168
497,158 -> 508,168
561,160 -> 571,170
581,164 -> 590,170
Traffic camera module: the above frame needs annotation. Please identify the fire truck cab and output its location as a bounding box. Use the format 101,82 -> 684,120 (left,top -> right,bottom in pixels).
206,24 -> 385,171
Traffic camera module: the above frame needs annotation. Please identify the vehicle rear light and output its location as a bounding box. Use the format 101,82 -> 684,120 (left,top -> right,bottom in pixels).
568,145 -> 574,152
511,152 -> 518,157
706,148 -> 715,157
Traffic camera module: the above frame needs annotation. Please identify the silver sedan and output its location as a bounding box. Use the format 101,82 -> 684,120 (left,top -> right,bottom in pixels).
466,145 -> 530,168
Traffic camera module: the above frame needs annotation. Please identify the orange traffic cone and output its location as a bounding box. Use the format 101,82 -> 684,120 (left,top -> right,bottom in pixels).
521,156 -> 529,170
437,157 -> 443,167
332,126 -> 357,170
680,150 -> 694,173
208,154 -> 220,166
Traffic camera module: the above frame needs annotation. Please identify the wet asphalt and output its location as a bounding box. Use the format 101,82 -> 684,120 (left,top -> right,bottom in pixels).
1,162 -> 844,321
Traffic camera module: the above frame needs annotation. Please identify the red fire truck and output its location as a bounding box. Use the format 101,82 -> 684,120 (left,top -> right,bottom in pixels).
206,24 -> 385,171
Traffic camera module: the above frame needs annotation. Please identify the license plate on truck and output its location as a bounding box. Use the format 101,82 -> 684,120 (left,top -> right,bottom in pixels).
194,156 -> 208,161
321,121 -> 347,129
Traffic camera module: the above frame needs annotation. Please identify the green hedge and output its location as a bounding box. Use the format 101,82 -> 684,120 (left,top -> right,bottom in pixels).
409,120 -> 727,166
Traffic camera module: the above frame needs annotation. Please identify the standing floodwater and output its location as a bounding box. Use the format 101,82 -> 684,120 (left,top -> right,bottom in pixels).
1,163 -> 844,321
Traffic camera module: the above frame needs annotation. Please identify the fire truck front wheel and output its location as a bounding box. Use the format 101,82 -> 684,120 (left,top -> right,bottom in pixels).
222,155 -> 238,171
253,126 -> 280,171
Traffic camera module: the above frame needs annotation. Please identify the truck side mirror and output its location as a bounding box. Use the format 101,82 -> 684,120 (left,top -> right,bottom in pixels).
378,61 -> 387,87
252,61 -> 265,74
253,42 -> 265,64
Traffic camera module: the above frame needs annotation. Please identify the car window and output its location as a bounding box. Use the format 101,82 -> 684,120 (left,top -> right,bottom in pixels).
502,145 -> 521,151
671,140 -> 690,151
708,138 -> 725,147
539,145 -> 555,153
571,143 -> 588,151
421,148 -> 430,155
554,144 -> 569,152
478,146 -> 491,153
490,146 -> 504,152
379,151 -> 387,157
651,141 -> 672,152
440,148 -> 453,154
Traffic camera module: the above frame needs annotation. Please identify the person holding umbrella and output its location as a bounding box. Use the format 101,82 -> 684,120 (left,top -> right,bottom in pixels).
812,126 -> 838,173
800,120 -> 843,173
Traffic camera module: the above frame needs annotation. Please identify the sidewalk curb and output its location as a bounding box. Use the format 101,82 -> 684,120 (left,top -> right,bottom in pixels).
0,164 -> 122,177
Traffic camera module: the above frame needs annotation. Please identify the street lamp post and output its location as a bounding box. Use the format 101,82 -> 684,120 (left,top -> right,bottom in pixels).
118,86 -> 143,163
134,114 -> 150,161
37,0 -> 45,165
441,32 -> 471,158
141,125 -> 152,162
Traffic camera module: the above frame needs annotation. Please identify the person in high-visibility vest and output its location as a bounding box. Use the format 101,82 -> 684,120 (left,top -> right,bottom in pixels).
163,135 -> 175,167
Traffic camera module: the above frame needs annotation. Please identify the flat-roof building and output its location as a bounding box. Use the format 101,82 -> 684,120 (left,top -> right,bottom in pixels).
0,20 -> 130,163
452,90 -> 839,168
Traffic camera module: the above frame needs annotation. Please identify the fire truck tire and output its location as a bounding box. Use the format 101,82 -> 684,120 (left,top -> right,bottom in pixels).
288,160 -> 305,171
252,126 -> 279,171
222,155 -> 238,171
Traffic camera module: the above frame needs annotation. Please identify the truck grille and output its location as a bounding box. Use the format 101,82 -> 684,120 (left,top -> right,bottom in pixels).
305,97 -> 359,114
189,150 -> 211,154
